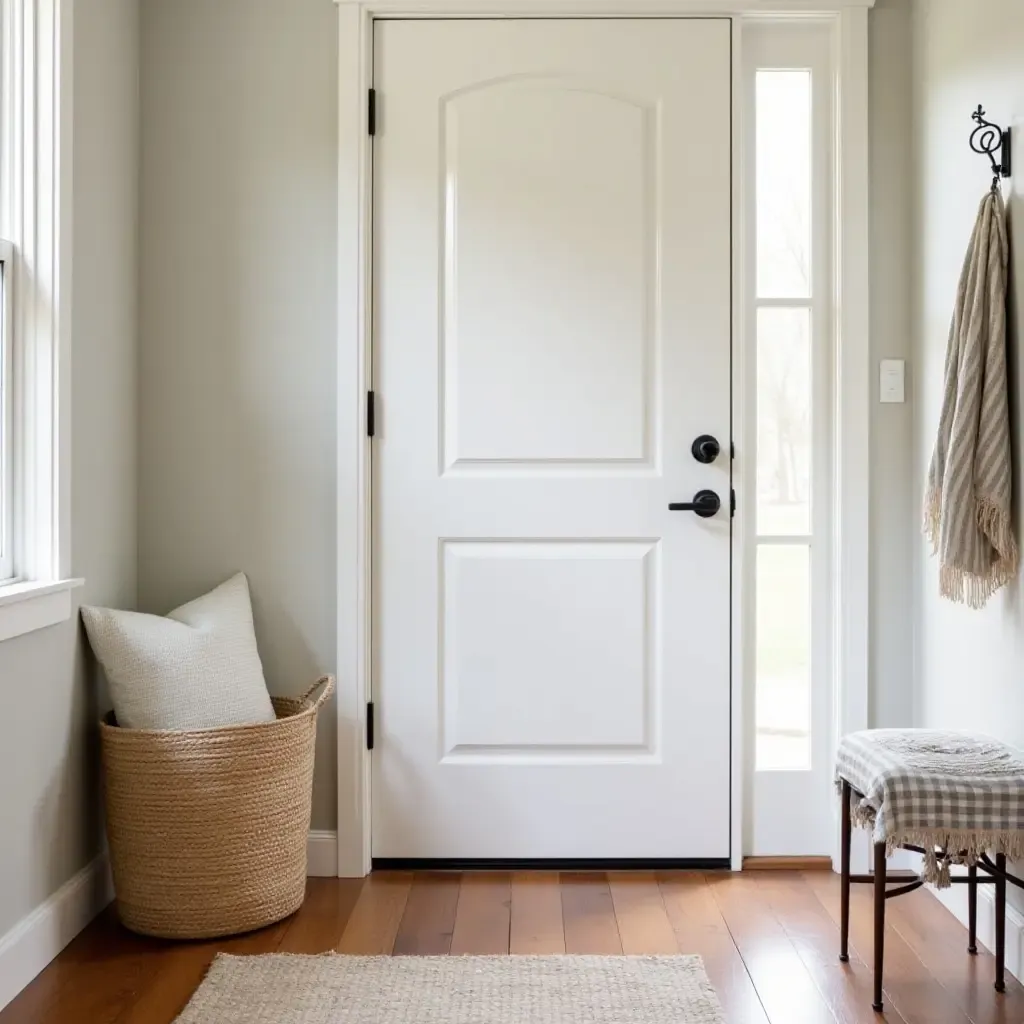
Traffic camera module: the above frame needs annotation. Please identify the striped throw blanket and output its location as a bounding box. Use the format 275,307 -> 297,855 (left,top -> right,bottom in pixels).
924,188 -> 1018,607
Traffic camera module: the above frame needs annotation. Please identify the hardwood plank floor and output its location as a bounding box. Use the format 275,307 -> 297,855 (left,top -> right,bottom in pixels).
884,878 -> 1024,1024
805,870 -> 975,1024
708,872 -> 837,1024
509,872 -> 565,954
659,872 -> 771,1024
336,871 -> 412,954
607,871 -> 678,954
752,871 -> 893,1023
393,872 -> 461,956
450,872 -> 512,955
560,871 -> 623,954
0,870 -> 1014,1024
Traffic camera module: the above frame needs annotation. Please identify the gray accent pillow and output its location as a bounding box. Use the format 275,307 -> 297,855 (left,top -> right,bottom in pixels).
81,573 -> 276,730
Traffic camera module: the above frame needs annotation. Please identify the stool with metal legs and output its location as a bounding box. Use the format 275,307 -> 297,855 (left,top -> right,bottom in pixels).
838,780 -> 1009,1012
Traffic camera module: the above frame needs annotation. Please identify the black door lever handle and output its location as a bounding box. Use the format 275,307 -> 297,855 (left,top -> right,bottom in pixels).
669,489 -> 721,519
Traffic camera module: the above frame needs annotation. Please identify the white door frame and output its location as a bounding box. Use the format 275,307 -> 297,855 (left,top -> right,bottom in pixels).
335,0 -> 874,878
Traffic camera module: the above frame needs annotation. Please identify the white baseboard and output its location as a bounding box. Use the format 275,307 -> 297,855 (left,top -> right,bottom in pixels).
0,853 -> 114,1013
0,831 -> 341,1012
888,848 -> 920,872
307,830 -> 339,877
931,876 -> 1024,983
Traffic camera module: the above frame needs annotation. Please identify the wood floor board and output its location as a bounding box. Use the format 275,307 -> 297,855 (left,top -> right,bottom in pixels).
449,873 -> 512,955
884,884 -> 1024,1024
114,916 -> 293,1024
111,939 -> 224,1024
559,872 -> 623,955
755,870 -> 903,1024
607,872 -> 678,954
336,872 -> 411,954
3,871 -> 1018,1024
707,871 -> 838,1024
393,872 -> 461,956
277,877 -> 365,954
805,869 -> 974,1024
0,906 -> 168,1024
509,872 -> 565,954
659,871 -> 772,1024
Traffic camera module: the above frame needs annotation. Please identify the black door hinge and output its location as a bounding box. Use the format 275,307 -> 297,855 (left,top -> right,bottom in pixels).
731,488 -> 736,517
367,391 -> 376,437
366,702 -> 375,750
730,440 -> 735,459
368,89 -> 377,136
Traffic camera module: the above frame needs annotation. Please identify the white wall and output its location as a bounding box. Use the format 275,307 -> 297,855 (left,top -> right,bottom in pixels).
911,0 -> 1024,923
912,0 -> 1024,741
869,0 -> 915,729
0,0 -> 138,939
138,0 -> 339,829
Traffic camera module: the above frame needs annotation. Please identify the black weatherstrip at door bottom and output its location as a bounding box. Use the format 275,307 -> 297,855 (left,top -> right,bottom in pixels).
372,858 -> 732,872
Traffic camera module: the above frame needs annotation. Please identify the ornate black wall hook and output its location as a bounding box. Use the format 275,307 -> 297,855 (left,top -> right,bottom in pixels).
970,105 -> 1012,191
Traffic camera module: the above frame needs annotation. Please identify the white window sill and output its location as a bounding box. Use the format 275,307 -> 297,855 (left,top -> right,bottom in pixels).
0,578 -> 85,643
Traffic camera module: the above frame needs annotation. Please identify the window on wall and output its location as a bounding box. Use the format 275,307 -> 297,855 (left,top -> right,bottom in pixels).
0,239 -> 12,583
0,0 -> 79,641
750,35 -> 831,775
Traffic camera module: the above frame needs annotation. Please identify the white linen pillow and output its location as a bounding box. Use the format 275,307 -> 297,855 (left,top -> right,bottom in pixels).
81,573 -> 277,731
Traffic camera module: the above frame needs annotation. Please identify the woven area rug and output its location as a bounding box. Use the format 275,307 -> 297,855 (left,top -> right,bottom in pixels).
174,954 -> 726,1023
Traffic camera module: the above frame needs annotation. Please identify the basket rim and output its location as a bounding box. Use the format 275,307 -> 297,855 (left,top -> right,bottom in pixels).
98,674 -> 334,738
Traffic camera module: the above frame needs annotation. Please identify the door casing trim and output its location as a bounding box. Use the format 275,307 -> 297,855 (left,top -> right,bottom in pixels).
335,4 -> 872,877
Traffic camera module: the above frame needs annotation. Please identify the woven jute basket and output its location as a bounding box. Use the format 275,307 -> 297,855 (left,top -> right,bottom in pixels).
99,675 -> 334,940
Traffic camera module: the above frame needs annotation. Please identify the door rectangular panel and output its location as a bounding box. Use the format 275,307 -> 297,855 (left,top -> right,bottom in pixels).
374,18 -> 732,861
441,540 -> 659,760
442,81 -> 657,470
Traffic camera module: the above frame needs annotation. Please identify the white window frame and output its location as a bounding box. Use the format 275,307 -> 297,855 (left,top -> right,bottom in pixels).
0,0 -> 82,644
0,238 -> 13,584
742,20 -> 834,858
335,0 -> 872,878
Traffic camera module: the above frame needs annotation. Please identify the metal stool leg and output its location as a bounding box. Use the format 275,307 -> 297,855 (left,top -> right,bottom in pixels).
840,781 -> 852,963
873,841 -> 886,1012
996,853 -> 1007,993
968,864 -> 978,955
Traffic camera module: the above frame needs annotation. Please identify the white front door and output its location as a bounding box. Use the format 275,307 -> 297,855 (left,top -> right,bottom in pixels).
372,18 -> 733,862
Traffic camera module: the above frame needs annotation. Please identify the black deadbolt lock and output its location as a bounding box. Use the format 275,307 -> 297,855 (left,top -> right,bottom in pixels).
691,435 -> 721,464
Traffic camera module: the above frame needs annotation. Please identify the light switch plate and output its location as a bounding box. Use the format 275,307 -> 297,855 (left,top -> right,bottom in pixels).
880,359 -> 905,403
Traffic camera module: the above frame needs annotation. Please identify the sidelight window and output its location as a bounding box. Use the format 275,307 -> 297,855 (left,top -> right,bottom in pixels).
750,52 -> 829,774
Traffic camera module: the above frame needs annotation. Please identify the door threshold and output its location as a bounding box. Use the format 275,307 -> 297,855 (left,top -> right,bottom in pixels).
742,856 -> 833,871
372,857 -> 732,871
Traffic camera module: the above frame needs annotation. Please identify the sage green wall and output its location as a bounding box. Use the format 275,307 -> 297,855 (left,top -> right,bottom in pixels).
138,0 -> 339,829
0,0 -> 138,939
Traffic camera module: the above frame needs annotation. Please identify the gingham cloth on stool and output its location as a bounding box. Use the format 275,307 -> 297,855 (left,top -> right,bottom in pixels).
835,729 -> 1024,886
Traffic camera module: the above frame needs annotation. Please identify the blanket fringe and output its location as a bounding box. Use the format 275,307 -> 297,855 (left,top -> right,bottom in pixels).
923,491 -> 1019,609
846,798 -> 1024,887
977,495 -> 1019,575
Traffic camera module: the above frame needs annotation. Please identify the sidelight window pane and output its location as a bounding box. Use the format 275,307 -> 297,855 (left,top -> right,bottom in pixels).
756,70 -> 812,299
757,307 -> 811,535
755,544 -> 811,771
